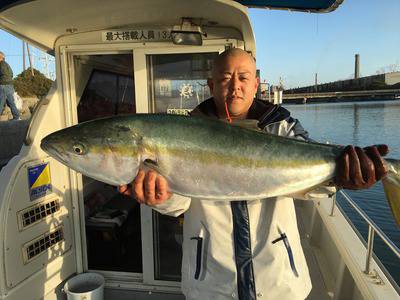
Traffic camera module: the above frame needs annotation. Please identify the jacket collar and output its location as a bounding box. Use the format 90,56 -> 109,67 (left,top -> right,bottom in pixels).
190,98 -> 290,128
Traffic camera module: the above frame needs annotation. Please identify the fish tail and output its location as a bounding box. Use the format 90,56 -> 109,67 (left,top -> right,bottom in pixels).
382,158 -> 400,227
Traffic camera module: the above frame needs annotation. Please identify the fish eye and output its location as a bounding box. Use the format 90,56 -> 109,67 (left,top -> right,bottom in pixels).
73,144 -> 86,155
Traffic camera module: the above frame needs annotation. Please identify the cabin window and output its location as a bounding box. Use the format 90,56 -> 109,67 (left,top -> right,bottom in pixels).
147,53 -> 217,115
74,54 -> 142,273
153,213 -> 184,281
147,52 -> 218,280
76,54 -> 135,122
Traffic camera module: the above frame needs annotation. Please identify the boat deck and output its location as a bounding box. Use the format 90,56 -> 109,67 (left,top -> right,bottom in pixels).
297,205 -> 331,300
99,203 -> 331,300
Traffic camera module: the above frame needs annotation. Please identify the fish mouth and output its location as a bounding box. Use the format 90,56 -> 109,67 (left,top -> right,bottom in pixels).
40,139 -> 68,164
40,138 -> 54,154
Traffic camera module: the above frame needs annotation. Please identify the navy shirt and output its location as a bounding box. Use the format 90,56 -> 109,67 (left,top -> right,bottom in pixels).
0,60 -> 13,85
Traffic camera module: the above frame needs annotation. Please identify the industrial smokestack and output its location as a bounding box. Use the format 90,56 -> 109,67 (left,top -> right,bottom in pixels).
314,73 -> 318,92
355,54 -> 360,79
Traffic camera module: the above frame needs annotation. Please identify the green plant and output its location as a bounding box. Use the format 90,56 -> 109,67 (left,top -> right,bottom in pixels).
13,68 -> 53,98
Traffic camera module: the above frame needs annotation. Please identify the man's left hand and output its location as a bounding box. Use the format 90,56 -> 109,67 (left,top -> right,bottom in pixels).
335,144 -> 389,190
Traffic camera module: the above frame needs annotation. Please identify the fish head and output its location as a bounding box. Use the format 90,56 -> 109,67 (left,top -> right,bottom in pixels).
40,119 -> 143,186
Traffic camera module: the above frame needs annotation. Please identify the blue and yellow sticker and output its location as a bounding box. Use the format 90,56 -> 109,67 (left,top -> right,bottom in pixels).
28,162 -> 52,200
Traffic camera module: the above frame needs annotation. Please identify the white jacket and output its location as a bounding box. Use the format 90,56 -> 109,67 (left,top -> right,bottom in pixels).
152,101 -> 333,300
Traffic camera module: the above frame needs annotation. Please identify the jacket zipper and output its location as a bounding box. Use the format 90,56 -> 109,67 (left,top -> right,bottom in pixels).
272,233 -> 299,277
190,236 -> 203,280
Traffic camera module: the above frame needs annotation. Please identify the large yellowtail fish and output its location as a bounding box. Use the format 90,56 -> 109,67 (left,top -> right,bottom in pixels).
40,114 -> 400,225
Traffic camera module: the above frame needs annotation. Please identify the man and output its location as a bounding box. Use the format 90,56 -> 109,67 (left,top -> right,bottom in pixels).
0,51 -> 20,120
120,48 -> 388,299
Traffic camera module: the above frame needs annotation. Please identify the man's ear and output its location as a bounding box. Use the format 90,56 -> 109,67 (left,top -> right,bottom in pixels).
207,78 -> 214,93
255,76 -> 260,90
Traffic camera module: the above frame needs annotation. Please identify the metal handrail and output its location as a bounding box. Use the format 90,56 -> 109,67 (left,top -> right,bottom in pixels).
331,190 -> 400,275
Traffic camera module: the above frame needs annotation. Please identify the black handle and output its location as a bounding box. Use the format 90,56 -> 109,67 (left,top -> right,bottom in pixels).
191,237 -> 203,280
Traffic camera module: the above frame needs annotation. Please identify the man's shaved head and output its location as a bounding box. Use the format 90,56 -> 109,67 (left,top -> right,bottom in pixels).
212,48 -> 256,77
0,52 -> 4,60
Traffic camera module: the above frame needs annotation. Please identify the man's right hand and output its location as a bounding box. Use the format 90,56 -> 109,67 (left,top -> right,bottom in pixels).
335,144 -> 389,190
118,169 -> 172,206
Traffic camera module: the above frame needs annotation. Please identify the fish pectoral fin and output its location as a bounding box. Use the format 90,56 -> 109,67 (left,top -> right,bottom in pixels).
143,158 -> 158,168
142,158 -> 166,176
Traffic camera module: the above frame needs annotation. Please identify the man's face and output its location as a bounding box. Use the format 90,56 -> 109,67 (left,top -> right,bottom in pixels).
208,53 -> 259,119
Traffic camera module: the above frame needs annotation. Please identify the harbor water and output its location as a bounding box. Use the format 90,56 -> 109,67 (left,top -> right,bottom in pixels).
284,99 -> 400,286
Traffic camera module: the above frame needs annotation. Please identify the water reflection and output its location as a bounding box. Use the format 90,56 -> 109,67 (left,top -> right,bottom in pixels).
284,99 -> 400,284
286,100 -> 400,157
353,103 -> 360,145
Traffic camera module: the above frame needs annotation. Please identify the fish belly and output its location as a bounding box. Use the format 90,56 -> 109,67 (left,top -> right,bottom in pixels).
158,153 -> 336,200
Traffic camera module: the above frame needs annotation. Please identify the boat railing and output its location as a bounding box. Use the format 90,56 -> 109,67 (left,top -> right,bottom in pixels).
330,190 -> 400,278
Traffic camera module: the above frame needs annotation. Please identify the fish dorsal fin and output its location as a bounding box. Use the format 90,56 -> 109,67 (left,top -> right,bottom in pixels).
222,119 -> 262,132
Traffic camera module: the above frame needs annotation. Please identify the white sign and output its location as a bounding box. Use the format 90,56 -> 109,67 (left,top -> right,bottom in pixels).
158,79 -> 172,97
102,30 -> 172,42
167,108 -> 192,115
179,83 -> 194,99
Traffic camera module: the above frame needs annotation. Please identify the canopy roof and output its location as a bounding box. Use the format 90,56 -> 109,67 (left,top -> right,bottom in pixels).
0,0 -> 344,13
0,0 -> 343,52
235,0 -> 343,12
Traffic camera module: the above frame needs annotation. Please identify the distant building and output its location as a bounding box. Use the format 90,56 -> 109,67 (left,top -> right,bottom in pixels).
285,72 -> 400,94
385,72 -> 400,85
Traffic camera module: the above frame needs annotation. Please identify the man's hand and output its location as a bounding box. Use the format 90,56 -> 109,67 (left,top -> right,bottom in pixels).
118,169 -> 172,205
335,144 -> 389,190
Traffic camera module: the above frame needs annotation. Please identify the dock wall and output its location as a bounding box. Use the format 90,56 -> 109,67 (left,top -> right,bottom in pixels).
286,72 -> 400,94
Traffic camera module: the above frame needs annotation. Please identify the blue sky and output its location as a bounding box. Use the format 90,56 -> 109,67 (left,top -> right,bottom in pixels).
1,0 -> 399,88
250,0 -> 400,87
0,30 -> 55,80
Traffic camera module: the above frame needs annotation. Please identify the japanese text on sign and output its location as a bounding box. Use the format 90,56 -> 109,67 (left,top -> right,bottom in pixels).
102,30 -> 172,42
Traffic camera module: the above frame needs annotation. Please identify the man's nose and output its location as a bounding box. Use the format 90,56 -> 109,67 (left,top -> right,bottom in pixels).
229,76 -> 241,91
